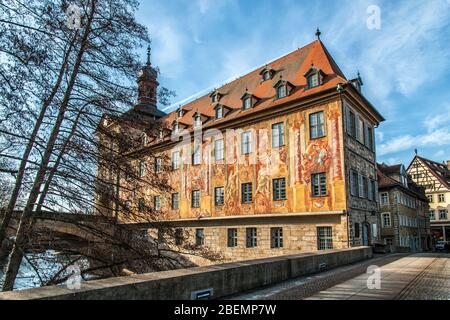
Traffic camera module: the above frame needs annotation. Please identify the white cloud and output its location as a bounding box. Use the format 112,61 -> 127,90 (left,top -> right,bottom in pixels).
424,105 -> 450,132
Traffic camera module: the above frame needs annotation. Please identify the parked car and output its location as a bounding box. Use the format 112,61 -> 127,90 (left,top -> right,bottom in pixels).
435,240 -> 449,252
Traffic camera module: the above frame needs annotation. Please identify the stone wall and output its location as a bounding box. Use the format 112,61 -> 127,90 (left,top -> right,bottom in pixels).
0,246 -> 372,300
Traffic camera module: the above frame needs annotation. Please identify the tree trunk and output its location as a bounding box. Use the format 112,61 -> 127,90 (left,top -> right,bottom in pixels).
0,33 -> 78,249
1,0 -> 97,291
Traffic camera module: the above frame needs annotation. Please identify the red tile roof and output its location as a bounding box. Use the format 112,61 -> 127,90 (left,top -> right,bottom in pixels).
162,40 -> 348,130
414,156 -> 450,189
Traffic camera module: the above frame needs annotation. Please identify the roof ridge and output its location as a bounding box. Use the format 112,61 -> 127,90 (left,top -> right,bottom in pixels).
163,39 -> 338,115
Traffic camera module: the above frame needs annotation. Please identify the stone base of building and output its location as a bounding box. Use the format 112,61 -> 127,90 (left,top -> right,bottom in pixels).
148,213 -> 350,263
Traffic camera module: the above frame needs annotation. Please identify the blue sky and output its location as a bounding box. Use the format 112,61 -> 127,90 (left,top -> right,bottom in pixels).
136,0 -> 450,167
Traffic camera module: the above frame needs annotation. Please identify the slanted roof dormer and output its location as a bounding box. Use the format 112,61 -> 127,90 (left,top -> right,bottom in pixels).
273,76 -> 294,99
259,66 -> 275,82
214,104 -> 231,120
176,107 -> 185,119
240,89 -> 259,110
192,111 -> 209,128
210,89 -> 223,104
304,64 -> 325,89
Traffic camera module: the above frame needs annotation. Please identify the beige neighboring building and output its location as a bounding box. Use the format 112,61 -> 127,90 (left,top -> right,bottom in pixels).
377,163 -> 431,252
96,36 -> 385,262
407,155 -> 450,243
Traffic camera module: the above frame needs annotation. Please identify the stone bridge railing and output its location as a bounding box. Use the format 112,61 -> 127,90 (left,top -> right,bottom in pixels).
0,246 -> 372,300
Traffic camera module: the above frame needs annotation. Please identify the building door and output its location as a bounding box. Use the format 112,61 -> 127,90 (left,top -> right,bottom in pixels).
363,224 -> 369,246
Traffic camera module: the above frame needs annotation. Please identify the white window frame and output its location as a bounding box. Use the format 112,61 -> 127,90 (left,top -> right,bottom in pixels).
380,192 -> 389,205
241,131 -> 252,155
381,212 -> 391,228
214,139 -> 224,161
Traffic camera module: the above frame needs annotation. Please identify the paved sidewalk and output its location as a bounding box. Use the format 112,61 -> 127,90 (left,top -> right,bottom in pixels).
307,253 -> 450,300
227,253 -> 408,300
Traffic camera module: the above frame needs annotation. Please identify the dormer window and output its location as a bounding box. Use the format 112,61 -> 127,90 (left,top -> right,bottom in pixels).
260,67 -> 274,81
307,74 -> 319,88
243,97 -> 252,110
212,94 -> 218,103
215,105 -> 223,119
304,65 -> 325,89
194,114 -> 202,127
277,85 -> 287,99
177,109 -> 183,118
158,129 -> 164,140
173,122 -> 179,133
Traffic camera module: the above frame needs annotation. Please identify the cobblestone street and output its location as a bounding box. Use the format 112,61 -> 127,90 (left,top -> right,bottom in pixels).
228,253 -> 450,300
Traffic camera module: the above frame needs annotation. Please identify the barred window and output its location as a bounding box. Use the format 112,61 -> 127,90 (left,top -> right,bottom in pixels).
172,151 -> 180,170
273,178 -> 287,201
155,157 -> 162,173
309,111 -> 325,139
195,228 -> 204,246
242,183 -> 253,204
154,196 -> 161,211
317,226 -> 333,250
246,228 -> 257,248
382,213 -> 391,227
215,187 -> 224,206
272,122 -> 285,148
271,228 -> 283,248
139,160 -> 146,177
192,190 -> 200,208
171,193 -> 179,210
312,173 -> 327,197
227,228 -> 238,248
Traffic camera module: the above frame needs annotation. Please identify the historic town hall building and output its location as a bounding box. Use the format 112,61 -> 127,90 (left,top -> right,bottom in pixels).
96,34 -> 385,261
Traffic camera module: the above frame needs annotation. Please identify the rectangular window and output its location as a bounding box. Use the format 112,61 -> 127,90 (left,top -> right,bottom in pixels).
271,122 -> 285,148
349,110 -> 356,137
354,223 -> 360,238
242,183 -> 253,204
192,143 -> 201,165
241,131 -> 252,155
215,106 -> 223,119
195,228 -> 204,246
309,111 -> 325,139
138,197 -> 145,212
438,194 -> 445,203
154,196 -> 161,211
273,178 -> 287,201
382,213 -> 391,228
380,192 -> 389,205
139,160 -> 146,177
361,176 -> 368,198
246,228 -> 257,248
192,190 -> 200,208
317,226 -> 333,250
350,170 -> 359,196
439,210 -> 448,220
215,187 -> 224,206
171,193 -> 179,210
367,126 -> 374,150
172,151 -> 180,170
271,228 -> 283,248
155,157 -> 162,173
358,174 -> 365,198
227,228 -> 238,248
175,228 -> 183,245
427,195 -> 433,203
429,210 -> 435,221
312,173 -> 327,197
214,139 -> 224,161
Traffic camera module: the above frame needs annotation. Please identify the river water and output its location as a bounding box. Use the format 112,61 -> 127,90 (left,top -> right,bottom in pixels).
0,250 -> 90,290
